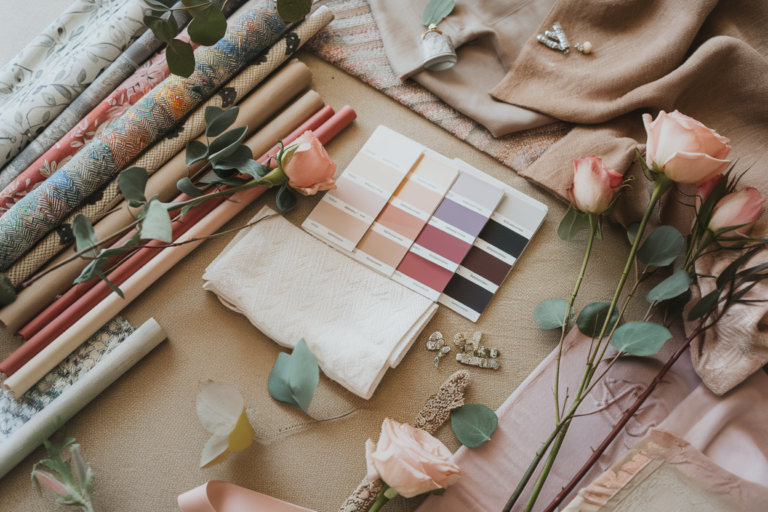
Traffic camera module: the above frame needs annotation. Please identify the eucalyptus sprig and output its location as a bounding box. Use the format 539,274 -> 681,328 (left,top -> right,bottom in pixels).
143,0 -> 313,77
31,437 -> 96,512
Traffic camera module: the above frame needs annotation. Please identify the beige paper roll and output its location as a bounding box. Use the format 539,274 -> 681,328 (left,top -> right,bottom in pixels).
0,70 -> 316,334
3,96 -> 330,397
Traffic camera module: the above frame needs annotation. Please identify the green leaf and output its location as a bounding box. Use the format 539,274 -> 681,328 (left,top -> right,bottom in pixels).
662,288 -> 691,322
276,0 -> 312,23
99,233 -> 140,259
143,15 -> 176,44
276,183 -> 297,213
181,0 -> 210,16
239,159 -> 271,179
450,404 -> 498,448
716,246 -> 762,289
647,269 -> 692,303
637,225 -> 684,267
72,214 -> 99,258
534,299 -> 573,330
75,258 -> 107,284
576,302 -> 619,338
208,126 -> 248,164
609,321 -> 673,356
188,5 -> 227,46
253,167 -> 288,188
267,339 -> 319,413
96,272 -> 124,299
140,199 -> 173,243
557,205 -> 591,241
185,140 -> 209,167
166,39 -> 196,78
212,144 -> 252,171
212,177 -> 249,187
688,289 -> 720,321
627,222 -> 640,245
0,274 -> 16,306
205,106 -> 240,138
421,0 -> 455,26
118,166 -> 149,207
177,177 -> 205,197
636,148 -> 655,183
144,0 -> 171,11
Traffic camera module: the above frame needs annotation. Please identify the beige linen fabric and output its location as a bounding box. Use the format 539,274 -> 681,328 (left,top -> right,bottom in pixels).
491,0 -> 768,394
368,0 -> 556,137
0,47 -> 650,511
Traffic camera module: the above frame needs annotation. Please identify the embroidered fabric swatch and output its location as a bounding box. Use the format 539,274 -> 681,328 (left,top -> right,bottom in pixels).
0,3 -> 287,271
202,207 -> 438,400
0,0 -> 147,170
0,315 -> 134,443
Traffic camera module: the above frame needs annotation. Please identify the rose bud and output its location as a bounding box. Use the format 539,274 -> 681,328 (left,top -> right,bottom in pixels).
567,157 -> 623,214
708,187 -> 765,239
280,130 -> 337,196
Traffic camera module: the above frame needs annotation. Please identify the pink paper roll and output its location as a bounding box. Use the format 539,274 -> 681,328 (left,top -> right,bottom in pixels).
178,481 -> 315,512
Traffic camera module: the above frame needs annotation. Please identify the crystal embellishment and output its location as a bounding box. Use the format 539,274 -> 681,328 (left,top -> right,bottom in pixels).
426,332 -> 451,368
453,332 -> 501,370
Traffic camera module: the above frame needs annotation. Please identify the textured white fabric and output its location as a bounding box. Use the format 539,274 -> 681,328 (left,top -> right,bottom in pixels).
202,207 -> 438,400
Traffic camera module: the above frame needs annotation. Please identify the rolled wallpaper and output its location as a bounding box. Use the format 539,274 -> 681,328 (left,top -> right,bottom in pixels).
2,7 -> 334,287
0,0 -> 147,172
203,205 -> 437,400
0,2 -> 289,271
1,92 -> 325,376
179,481 -> 315,512
0,316 -> 134,441
2,106 -> 352,397
16,91 -> 323,344
0,318 -> 166,480
0,0 -> 197,191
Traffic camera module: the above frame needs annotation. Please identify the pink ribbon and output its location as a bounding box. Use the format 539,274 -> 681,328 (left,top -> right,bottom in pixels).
178,481 -> 315,512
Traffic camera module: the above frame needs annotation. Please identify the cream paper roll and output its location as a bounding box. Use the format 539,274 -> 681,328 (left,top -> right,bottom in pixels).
0,319 -> 166,479
3,96 -> 328,397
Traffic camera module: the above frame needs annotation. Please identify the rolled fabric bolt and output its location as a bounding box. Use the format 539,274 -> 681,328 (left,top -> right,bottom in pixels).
3,108 -> 354,397
17,91 -> 325,342
0,319 -> 166,479
3,99 -> 331,377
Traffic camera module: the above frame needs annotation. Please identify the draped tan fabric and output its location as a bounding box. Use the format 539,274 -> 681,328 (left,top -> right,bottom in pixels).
491,0 -> 768,394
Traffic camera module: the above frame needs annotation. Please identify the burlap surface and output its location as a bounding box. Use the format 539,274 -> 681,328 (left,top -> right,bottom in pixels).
0,49 -> 647,511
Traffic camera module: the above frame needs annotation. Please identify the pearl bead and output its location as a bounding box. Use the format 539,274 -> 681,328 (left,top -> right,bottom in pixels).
582,41 -> 592,54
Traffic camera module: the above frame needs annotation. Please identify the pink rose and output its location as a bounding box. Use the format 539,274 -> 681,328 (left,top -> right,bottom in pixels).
696,173 -> 724,204
365,418 -> 460,498
567,157 -> 623,214
280,131 -> 337,196
708,187 -> 764,238
643,110 -> 731,184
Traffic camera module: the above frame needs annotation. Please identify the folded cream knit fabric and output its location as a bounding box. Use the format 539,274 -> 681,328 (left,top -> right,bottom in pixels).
202,207 -> 438,400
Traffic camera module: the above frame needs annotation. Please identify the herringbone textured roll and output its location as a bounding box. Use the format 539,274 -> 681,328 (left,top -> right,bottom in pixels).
4,8 -> 333,286
0,3 -> 287,271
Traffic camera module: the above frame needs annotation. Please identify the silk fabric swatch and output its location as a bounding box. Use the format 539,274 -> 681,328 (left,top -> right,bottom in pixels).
0,0 -> 147,170
0,318 -> 166,479
202,207 -> 438,400
179,481 -> 315,512
0,3 -> 288,271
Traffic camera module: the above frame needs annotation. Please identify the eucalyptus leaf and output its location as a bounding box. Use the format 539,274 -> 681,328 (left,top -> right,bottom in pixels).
166,39 -> 196,78
647,269 -> 692,303
177,177 -> 205,197
609,321 -> 672,356
421,0 -> 455,26
143,15 -> 176,43
118,166 -> 148,207
0,274 -> 16,306
450,404 -> 498,448
140,199 -> 173,243
205,106 -> 239,138
98,233 -> 140,259
557,205 -> 591,241
97,272 -> 124,299
688,289 -> 720,321
72,214 -> 99,258
267,339 -> 319,414
663,289 -> 691,322
185,140 -> 209,167
627,222 -> 640,245
276,183 -> 297,213
75,258 -> 108,284
181,0 -> 209,15
534,299 -> 573,330
208,126 -> 248,164
576,302 -> 619,338
144,0 -> 171,11
212,145 -> 252,171
188,5 -> 227,46
637,225 -> 684,267
276,0 -> 312,23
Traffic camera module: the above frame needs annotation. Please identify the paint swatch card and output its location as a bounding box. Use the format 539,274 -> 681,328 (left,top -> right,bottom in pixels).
393,169 -> 505,301
303,126 -> 423,251
438,159 -> 548,321
353,154 -> 459,275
